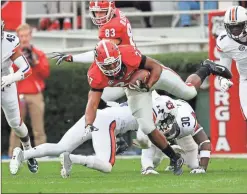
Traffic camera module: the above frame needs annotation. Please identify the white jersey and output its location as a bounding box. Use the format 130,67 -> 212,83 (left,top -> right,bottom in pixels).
151,91 -> 201,140
216,30 -> 247,79
97,106 -> 138,135
1,31 -> 20,76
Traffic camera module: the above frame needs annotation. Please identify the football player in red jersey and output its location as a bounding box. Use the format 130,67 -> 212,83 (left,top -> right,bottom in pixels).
83,39 -> 232,175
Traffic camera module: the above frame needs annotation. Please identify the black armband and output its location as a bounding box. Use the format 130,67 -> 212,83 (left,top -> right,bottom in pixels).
138,55 -> 147,69
90,88 -> 104,92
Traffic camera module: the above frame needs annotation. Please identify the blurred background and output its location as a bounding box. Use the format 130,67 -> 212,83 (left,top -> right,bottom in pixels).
1,0 -> 247,159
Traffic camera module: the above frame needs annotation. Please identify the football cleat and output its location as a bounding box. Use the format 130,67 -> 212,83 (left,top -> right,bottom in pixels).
60,152 -> 72,178
116,135 -> 129,155
141,167 -> 159,175
172,154 -> 184,176
9,147 -> 24,175
164,165 -> 174,172
202,59 -> 232,79
27,158 -> 39,174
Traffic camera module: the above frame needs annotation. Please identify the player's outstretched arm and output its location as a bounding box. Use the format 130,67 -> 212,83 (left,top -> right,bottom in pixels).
2,49 -> 32,89
51,50 -> 95,65
85,89 -> 103,127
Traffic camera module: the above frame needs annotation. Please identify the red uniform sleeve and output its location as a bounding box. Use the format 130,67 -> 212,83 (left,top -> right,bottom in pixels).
120,45 -> 146,69
87,64 -> 106,91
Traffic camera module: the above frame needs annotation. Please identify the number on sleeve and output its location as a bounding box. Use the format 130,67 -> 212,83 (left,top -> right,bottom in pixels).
181,117 -> 190,127
87,75 -> 93,85
6,34 -> 15,42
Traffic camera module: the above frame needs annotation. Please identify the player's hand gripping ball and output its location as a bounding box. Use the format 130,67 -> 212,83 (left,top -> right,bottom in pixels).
128,69 -> 150,92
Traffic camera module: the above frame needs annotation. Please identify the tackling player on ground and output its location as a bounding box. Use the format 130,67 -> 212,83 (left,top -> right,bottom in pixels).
139,91 -> 210,175
216,5 -> 247,123
1,20 -> 38,174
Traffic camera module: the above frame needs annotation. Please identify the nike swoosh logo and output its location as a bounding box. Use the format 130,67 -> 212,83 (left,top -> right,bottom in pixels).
217,66 -> 225,71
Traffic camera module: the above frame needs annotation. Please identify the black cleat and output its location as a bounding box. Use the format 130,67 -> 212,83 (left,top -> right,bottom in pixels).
172,154 -> 184,176
202,59 -> 232,79
27,158 -> 39,173
116,136 -> 129,155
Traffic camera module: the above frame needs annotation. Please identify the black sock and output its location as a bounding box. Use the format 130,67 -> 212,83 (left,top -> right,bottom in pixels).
98,98 -> 108,109
20,135 -> 30,143
162,144 -> 179,161
194,66 -> 211,83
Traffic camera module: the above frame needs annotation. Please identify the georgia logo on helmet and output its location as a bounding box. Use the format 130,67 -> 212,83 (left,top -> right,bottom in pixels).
95,39 -> 122,77
224,6 -> 247,40
89,0 -> 116,26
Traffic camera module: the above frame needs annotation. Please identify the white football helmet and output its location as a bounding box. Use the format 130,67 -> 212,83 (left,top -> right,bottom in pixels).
224,6 -> 247,40
152,96 -> 178,139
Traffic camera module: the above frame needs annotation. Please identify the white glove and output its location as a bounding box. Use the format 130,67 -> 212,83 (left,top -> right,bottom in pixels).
1,74 -> 14,89
82,124 -> 98,140
218,77 -> 233,92
190,167 -> 206,174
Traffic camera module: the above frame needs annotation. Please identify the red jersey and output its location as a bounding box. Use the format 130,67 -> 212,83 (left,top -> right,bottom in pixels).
87,45 -> 146,90
98,8 -> 136,46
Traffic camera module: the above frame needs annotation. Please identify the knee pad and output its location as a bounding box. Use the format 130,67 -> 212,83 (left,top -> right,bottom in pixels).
12,122 -> 28,138
8,117 -> 22,129
136,129 -> 152,149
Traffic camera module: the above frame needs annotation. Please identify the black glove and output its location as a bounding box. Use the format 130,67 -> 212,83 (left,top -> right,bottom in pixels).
51,52 -> 73,66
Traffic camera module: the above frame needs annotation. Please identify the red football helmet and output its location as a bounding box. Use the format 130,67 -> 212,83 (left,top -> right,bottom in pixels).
89,0 -> 116,26
94,40 -> 122,77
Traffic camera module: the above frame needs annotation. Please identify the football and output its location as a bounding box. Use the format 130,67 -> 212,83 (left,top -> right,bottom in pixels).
129,69 -> 150,86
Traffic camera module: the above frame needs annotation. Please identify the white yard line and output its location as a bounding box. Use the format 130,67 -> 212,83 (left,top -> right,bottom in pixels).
1,154 -> 247,163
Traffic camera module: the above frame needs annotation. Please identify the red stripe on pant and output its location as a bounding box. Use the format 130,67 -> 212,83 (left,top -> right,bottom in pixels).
109,120 -> 116,166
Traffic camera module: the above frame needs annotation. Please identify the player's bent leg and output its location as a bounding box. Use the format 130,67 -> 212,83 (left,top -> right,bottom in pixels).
134,129 -> 152,149
152,67 -> 197,100
125,89 -> 184,175
101,87 -> 125,102
177,135 -> 199,170
22,116 -> 89,161
141,144 -> 160,175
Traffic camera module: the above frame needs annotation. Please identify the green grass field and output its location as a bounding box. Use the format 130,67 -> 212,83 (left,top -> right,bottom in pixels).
2,158 -> 247,193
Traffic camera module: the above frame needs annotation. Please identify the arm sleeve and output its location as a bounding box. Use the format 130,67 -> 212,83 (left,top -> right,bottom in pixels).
217,51 -> 232,73
11,55 -> 32,81
72,50 -> 95,63
138,55 -> 147,69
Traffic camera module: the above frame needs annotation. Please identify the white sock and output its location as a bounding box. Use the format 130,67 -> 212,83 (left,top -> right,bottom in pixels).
141,144 -> 157,170
69,154 -> 112,173
24,143 -> 65,160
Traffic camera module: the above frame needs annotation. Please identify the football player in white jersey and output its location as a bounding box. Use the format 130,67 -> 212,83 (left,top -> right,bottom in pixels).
216,5 -> 247,122
1,20 -> 38,173
9,105 -> 138,176
138,91 -> 211,175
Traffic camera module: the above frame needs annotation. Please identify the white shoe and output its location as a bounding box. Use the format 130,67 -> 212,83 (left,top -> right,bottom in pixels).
164,165 -> 174,172
9,147 -> 24,175
141,167 -> 159,175
60,152 -> 72,178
